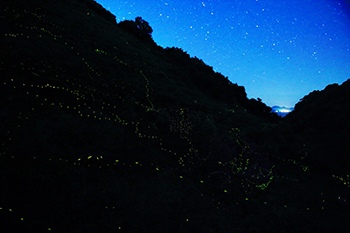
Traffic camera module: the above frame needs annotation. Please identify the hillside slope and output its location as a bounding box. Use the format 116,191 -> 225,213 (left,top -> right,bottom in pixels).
285,80 -> 350,176
1,0 -> 349,232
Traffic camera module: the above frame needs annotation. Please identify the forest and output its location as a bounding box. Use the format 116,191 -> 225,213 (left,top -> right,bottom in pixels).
0,0 -> 349,232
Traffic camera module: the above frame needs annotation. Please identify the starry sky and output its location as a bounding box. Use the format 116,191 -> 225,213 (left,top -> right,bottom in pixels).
97,0 -> 350,108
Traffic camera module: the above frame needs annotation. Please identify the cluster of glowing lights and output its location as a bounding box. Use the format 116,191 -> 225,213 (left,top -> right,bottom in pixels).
277,109 -> 291,113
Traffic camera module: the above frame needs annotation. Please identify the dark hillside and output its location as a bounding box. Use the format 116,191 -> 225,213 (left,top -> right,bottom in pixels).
285,80 -> 350,176
1,0 -> 349,232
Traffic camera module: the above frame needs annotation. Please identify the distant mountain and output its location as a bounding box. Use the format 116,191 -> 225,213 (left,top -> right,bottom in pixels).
0,0 -> 349,232
271,106 -> 294,117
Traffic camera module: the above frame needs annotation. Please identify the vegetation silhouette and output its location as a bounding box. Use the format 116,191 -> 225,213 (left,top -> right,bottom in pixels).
0,0 -> 349,232
286,80 -> 350,176
118,17 -> 156,45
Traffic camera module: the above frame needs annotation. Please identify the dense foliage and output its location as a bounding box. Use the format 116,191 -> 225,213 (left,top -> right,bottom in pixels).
1,0 -> 349,232
118,17 -> 156,45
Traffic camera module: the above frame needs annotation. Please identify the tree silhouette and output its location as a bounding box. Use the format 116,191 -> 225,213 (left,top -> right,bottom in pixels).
118,17 -> 154,44
118,20 -> 139,35
135,16 -> 153,37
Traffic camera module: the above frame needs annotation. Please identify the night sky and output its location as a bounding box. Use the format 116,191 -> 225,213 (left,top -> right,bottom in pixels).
97,0 -> 350,108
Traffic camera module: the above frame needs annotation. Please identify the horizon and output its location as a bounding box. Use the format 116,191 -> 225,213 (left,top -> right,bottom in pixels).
97,0 -> 350,108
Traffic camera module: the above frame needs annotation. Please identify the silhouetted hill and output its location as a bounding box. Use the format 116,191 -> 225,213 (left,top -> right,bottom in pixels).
1,0 -> 349,232
285,80 -> 350,176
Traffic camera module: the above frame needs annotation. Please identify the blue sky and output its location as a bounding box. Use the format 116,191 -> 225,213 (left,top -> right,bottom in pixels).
97,0 -> 350,108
